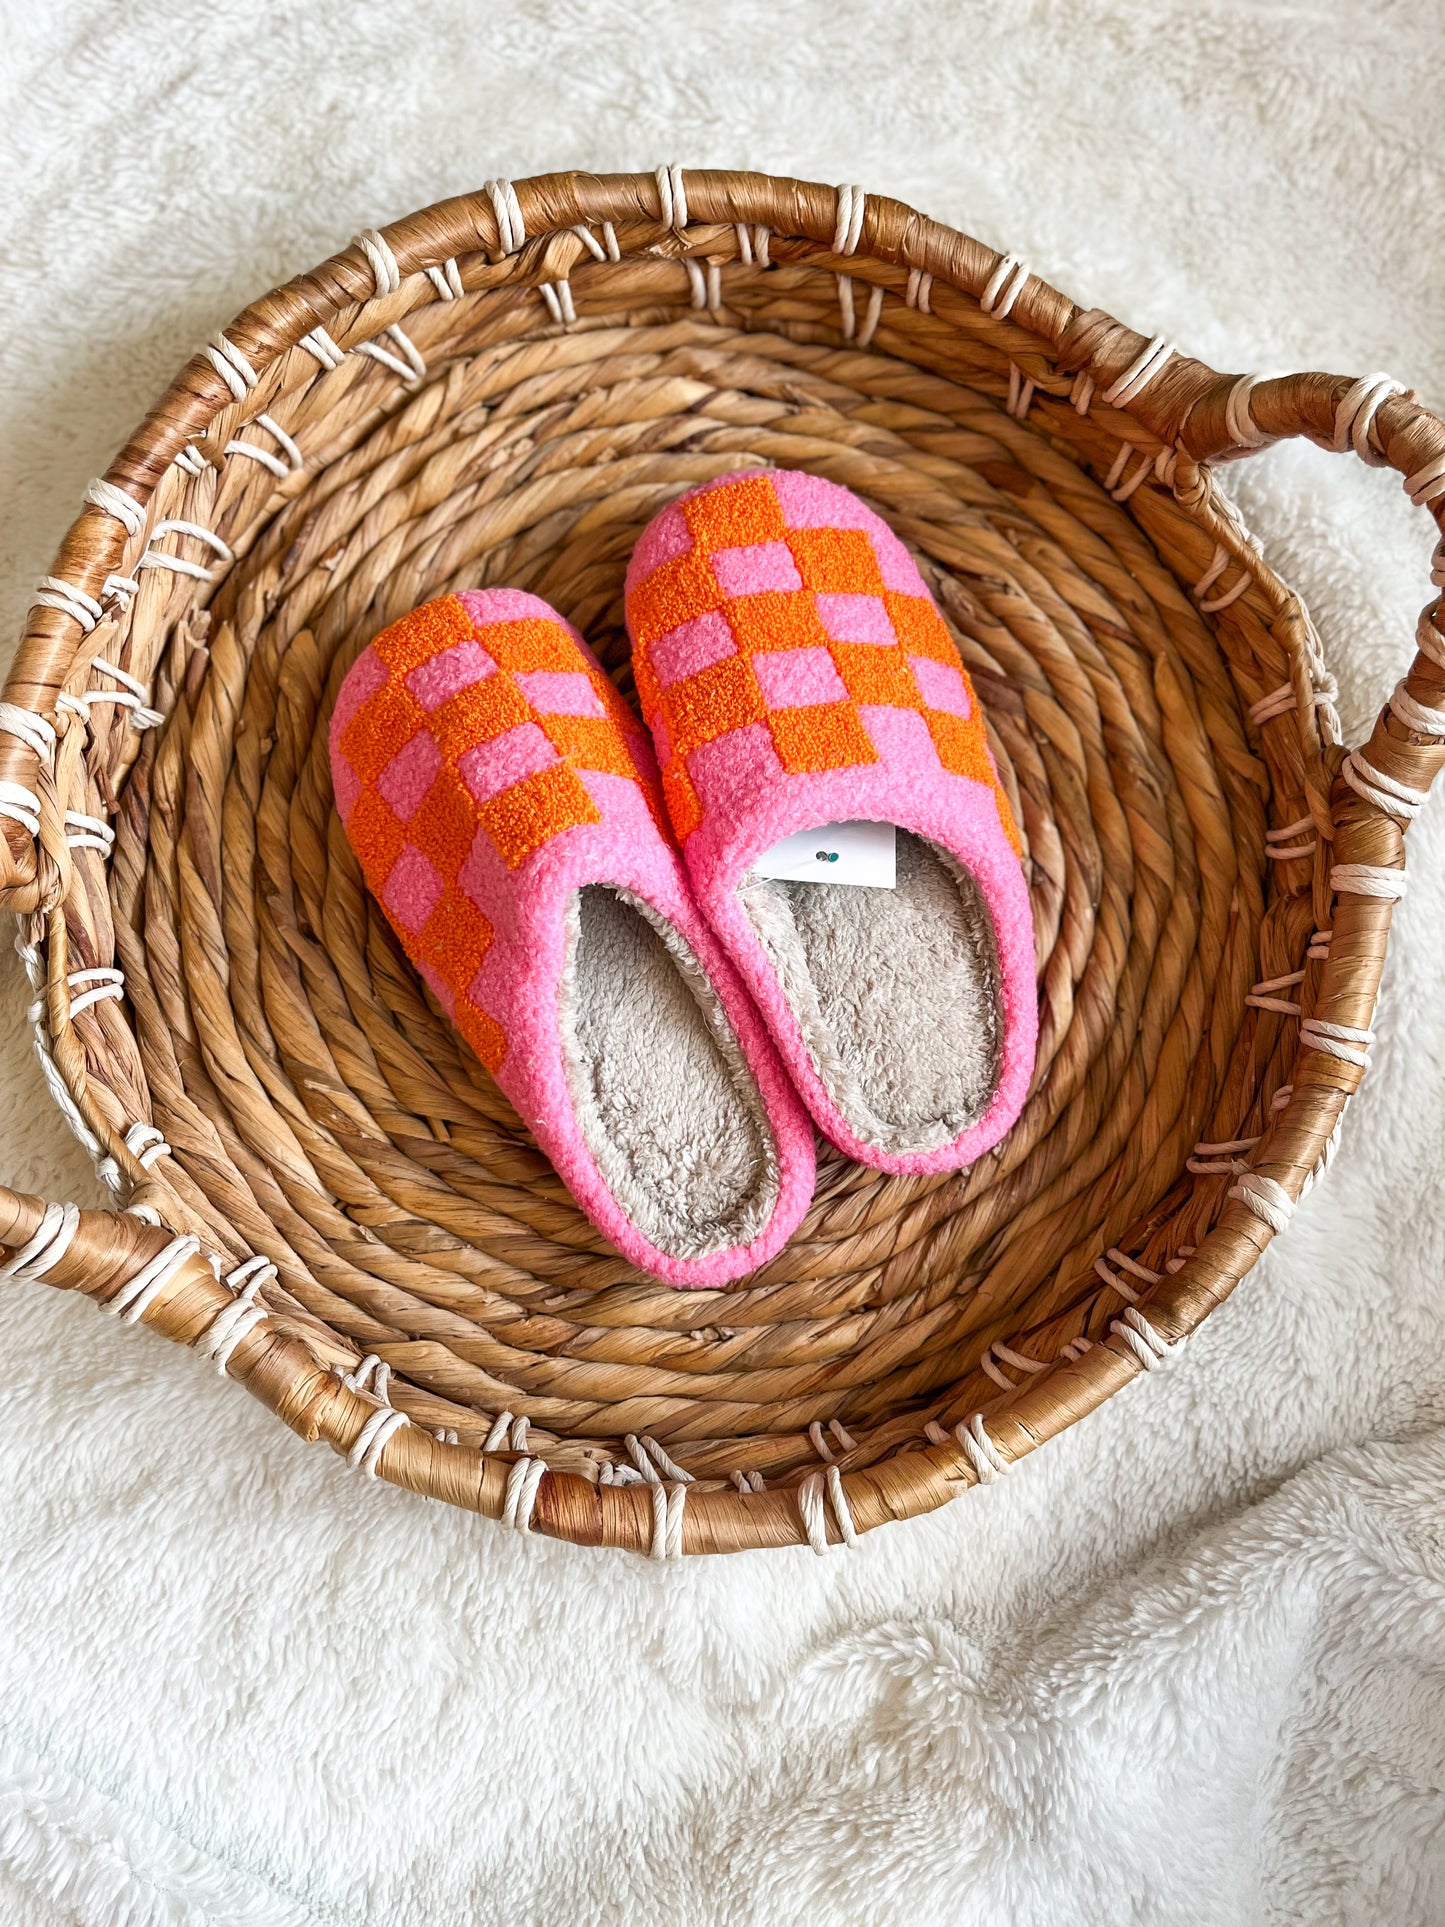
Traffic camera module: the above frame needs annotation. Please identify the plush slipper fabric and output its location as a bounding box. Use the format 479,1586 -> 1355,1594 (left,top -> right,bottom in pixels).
625,469 -> 1037,1175
330,588 -> 816,1286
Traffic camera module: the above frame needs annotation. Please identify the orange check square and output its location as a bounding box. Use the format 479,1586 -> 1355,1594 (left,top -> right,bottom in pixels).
429,673 -> 532,760
684,473 -> 786,553
538,712 -> 638,778
661,758 -> 704,840
372,595 -> 472,675
723,590 -> 833,656
340,684 -> 427,782
345,786 -> 406,880
830,641 -> 919,709
478,762 -> 601,869
884,591 -> 959,665
408,764 -> 479,884
768,702 -> 880,774
455,999 -> 507,1074
785,527 -> 884,595
627,549 -> 726,647
925,710 -> 994,783
421,889 -> 493,996
480,618 -> 584,675
664,651 -> 766,755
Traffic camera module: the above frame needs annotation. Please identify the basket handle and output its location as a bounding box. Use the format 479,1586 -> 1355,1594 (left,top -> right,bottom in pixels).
1161,367 -> 1445,1141
1176,368 -> 1445,782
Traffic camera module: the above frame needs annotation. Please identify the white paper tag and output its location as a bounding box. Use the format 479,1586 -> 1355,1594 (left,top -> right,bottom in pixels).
751,820 -> 897,888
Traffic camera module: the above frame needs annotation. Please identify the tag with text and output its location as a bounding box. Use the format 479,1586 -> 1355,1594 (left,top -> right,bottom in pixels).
752,821 -> 897,888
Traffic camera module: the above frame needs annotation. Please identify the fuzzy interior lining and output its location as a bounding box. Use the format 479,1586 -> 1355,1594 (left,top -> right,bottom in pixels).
558,886 -> 782,1261
737,829 -> 1003,1158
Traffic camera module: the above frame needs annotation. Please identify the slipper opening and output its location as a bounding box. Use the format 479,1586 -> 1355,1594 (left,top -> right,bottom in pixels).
559,887 -> 783,1263
738,829 -> 1003,1159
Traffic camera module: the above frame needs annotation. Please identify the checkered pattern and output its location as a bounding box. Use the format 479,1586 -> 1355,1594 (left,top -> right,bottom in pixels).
330,590 -> 661,1074
625,469 -> 1018,851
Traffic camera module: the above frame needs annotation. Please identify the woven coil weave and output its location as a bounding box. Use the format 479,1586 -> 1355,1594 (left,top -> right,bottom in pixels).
1,169 -> 1443,1555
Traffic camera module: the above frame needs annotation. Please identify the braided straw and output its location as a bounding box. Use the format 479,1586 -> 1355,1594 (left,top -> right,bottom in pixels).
1,170 -> 1443,1555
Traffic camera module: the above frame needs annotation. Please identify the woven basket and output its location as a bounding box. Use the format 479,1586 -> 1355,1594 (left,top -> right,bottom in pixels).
3,169 -> 1443,1558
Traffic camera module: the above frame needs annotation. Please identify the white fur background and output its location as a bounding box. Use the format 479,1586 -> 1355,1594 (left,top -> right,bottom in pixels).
3,3 -> 1445,1921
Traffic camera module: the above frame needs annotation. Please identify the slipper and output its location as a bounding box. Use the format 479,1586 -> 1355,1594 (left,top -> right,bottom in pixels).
329,588 -> 816,1287
624,469 -> 1037,1175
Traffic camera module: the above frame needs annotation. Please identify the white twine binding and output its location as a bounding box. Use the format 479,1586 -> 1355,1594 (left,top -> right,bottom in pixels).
650,1482 -> 687,1559
1300,1018 -> 1374,1068
203,332 -> 259,402
1110,1306 -> 1175,1370
1228,1172 -> 1295,1235
1093,1246 -> 1161,1304
655,164 -> 687,230
426,257 -> 465,301
836,274 -> 854,339
904,268 -> 933,314
625,1432 -> 695,1485
1330,863 -> 1407,900
1112,450 -> 1154,503
980,253 -> 1029,318
105,1233 -> 200,1324
124,1121 -> 170,1170
798,1466 -> 858,1554
855,282 -> 884,349
299,327 -> 345,370
34,577 -> 102,632
1103,335 -> 1174,407
958,1414 -> 1010,1483
195,1256 -> 276,1373
482,1410 -> 530,1453
832,183 -> 865,255
347,1406 -> 408,1478
484,178 -> 526,254
353,228 -> 401,296
1006,363 -> 1036,422
1388,681 -> 1445,738
1331,373 -> 1404,464
539,279 -> 577,325
0,783 -> 40,837
138,519 -> 234,583
85,478 -> 145,538
980,1340 -> 1049,1391
1264,816 -> 1316,861
1340,750 -> 1429,820
1404,453 -> 1445,508
66,967 -> 124,1020
808,1418 -> 857,1463
225,413 -> 303,479
355,326 -> 426,384
0,1201 -> 81,1282
503,1456 -> 546,1533
1246,969 -> 1305,1016
0,704 -> 56,762
1224,373 -> 1278,449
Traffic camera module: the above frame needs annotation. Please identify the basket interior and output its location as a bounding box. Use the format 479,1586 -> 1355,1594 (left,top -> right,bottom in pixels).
35,190 -> 1333,1502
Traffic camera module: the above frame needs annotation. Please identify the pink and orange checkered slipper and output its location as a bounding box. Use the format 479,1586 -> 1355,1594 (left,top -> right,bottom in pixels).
329,589 -> 815,1287
625,469 -> 1037,1176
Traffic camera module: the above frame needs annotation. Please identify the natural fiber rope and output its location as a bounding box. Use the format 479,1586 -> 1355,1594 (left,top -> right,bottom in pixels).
0,169 -> 1441,1554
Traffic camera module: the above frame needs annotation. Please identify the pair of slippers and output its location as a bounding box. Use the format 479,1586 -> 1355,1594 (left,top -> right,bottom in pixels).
330,470 -> 1036,1287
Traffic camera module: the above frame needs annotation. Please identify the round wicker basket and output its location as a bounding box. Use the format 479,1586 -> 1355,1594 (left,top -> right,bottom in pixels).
3,169 -> 1443,1557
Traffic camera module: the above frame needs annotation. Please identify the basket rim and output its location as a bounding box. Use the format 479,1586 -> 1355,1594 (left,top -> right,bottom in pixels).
2,167 -> 1442,1556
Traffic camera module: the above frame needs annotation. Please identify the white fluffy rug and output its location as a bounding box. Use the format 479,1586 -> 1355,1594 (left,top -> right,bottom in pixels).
3,3 -> 1444,1922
